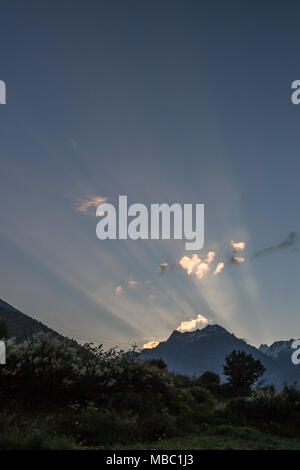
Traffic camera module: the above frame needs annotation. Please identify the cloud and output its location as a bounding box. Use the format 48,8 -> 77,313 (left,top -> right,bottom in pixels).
116,277 -> 150,296
76,195 -> 107,214
142,313 -> 209,349
115,286 -> 124,296
128,275 -> 138,287
229,255 -> 245,264
160,263 -> 168,275
179,254 -> 201,275
230,240 -> 246,252
179,251 -> 216,280
143,341 -> 159,349
213,262 -> 225,275
205,251 -> 216,264
251,232 -> 298,259
179,254 -> 208,279
176,313 -> 209,332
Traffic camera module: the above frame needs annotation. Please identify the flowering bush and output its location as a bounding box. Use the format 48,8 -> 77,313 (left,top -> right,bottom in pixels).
0,332 -> 215,443
0,332 -> 125,405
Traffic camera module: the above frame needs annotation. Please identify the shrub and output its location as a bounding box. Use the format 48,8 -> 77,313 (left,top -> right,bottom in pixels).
224,386 -> 300,435
0,430 -> 77,450
55,406 -> 138,445
144,359 -> 167,370
0,332 -> 218,445
196,371 -> 220,386
0,333 -> 134,406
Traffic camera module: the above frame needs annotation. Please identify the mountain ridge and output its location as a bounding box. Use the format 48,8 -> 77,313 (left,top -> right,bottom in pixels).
0,297 -> 67,342
141,323 -> 300,389
1,298 -> 299,390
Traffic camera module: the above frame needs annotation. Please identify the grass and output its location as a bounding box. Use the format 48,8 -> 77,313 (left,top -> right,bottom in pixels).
1,424 -> 300,450
2,403 -> 300,450
99,425 -> 300,450
0,430 -> 79,450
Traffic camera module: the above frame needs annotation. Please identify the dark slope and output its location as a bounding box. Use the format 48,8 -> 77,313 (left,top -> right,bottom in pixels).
141,324 -> 299,389
0,298 -> 65,342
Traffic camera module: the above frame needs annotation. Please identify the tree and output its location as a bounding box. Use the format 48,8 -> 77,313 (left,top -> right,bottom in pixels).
223,350 -> 266,396
0,319 -> 8,339
197,371 -> 220,386
145,358 -> 167,371
195,370 -> 221,396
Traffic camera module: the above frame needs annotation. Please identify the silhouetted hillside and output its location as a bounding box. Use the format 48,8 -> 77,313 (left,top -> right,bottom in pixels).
141,324 -> 300,389
0,298 -> 67,342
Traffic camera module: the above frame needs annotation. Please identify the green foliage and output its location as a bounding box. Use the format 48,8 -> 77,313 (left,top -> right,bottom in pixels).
3,332 -> 300,448
223,350 -> 266,396
170,373 -> 194,388
0,409 -> 77,449
0,332 -> 215,445
194,371 -> 221,396
0,332 -> 124,405
144,358 -> 167,370
55,406 -> 138,445
0,430 -> 77,450
224,385 -> 300,436
197,371 -> 220,386
214,424 -> 260,441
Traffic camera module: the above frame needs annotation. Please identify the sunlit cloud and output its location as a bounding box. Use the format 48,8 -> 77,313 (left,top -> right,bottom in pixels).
176,313 -> 209,332
230,240 -> 246,252
213,262 -> 225,275
231,256 -> 245,264
115,286 -> 123,296
160,262 -> 168,275
76,195 -> 107,214
179,251 -> 216,280
205,251 -> 216,264
143,340 -> 159,349
179,254 -> 200,275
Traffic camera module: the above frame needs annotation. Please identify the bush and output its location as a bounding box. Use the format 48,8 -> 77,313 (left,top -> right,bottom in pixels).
0,333 -> 126,405
214,424 -> 259,440
0,430 -> 77,450
55,406 -> 138,445
0,333 -> 217,445
223,385 -> 300,436
144,359 -> 167,370
139,409 -> 177,440
196,371 -> 220,386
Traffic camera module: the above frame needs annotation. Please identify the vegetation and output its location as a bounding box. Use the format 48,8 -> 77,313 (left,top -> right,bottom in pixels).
0,332 -> 299,449
223,350 -> 266,396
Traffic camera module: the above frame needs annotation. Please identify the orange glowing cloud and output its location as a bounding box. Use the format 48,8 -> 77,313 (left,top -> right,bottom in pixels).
213,262 -> 225,275
230,240 -> 246,252
143,341 -> 159,349
232,256 -> 245,263
115,285 -> 124,296
77,195 -> 107,214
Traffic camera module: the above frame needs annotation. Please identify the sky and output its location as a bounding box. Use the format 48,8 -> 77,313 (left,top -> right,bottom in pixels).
0,0 -> 300,349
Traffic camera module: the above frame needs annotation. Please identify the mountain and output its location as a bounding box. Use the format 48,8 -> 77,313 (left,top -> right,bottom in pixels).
0,298 -> 64,342
141,324 -> 300,389
259,340 -> 295,361
259,339 -> 300,385
1,296 -> 299,389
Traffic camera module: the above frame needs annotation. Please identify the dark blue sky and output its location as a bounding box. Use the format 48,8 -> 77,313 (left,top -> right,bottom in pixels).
0,0 -> 300,348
